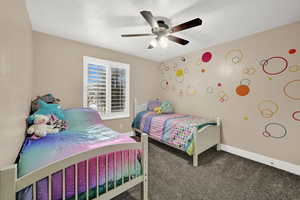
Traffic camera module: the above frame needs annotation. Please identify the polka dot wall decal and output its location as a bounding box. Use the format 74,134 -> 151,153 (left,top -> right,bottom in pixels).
225,49 -> 244,65
175,76 -> 184,83
243,116 -> 249,120
201,69 -> 206,73
217,83 -> 222,87
289,65 -> 300,72
184,68 -> 189,74
176,68 -> 184,77
289,49 -> 296,54
240,79 -> 251,86
160,80 -> 169,90
236,85 -> 250,96
258,100 -> 279,118
202,52 -> 212,63
172,63 -> 178,71
283,79 -> 300,100
262,122 -> 287,139
218,91 -> 229,103
267,77 -> 273,80
292,111 -> 300,122
259,59 -> 268,67
206,87 -> 214,94
186,85 -> 197,96
262,56 -> 288,76
243,67 -> 256,75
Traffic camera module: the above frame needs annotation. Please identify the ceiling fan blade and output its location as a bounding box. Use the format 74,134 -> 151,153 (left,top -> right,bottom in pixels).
121,33 -> 153,37
140,10 -> 159,28
171,18 -> 202,33
147,44 -> 154,49
167,35 -> 189,45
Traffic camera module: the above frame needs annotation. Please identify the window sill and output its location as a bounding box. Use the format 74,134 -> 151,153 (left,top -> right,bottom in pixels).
100,114 -> 130,121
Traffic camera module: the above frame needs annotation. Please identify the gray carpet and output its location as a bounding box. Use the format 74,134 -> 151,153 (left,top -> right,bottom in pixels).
113,139 -> 300,200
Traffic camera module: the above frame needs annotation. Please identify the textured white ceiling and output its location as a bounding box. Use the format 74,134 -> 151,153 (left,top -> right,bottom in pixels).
26,0 -> 300,62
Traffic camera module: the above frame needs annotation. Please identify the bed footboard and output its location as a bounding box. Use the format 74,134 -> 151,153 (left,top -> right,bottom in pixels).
0,134 -> 149,200
193,122 -> 221,167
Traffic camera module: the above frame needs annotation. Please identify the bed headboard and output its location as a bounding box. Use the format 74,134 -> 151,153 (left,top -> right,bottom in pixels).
134,98 -> 147,117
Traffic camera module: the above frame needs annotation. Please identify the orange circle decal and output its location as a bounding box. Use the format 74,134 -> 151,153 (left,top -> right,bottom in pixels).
236,85 -> 250,96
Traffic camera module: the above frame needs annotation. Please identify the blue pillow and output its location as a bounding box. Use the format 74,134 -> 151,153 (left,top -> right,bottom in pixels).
160,101 -> 174,114
27,100 -> 64,124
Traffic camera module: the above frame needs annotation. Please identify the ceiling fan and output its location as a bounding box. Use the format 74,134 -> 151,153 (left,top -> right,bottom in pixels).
121,11 -> 202,49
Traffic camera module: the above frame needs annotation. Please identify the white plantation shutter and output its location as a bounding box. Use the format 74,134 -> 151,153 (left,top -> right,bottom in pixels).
111,67 -> 126,113
83,57 -> 130,120
87,64 -> 107,113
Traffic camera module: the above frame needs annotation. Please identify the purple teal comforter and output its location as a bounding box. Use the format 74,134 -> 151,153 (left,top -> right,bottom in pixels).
17,108 -> 142,200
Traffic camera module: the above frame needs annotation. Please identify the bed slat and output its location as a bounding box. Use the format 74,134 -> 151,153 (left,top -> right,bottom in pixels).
128,150 -> 131,181
86,160 -> 89,200
48,175 -> 52,200
105,154 -> 108,192
62,169 -> 66,200
114,152 -> 117,189
121,151 -> 124,184
96,156 -> 99,197
75,164 -> 78,200
32,182 -> 36,200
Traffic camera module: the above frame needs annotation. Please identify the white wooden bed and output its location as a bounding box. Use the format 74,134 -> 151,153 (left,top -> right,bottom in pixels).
133,99 -> 221,167
0,134 -> 149,200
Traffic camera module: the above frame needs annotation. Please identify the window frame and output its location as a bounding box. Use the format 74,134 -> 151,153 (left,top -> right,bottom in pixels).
83,56 -> 130,120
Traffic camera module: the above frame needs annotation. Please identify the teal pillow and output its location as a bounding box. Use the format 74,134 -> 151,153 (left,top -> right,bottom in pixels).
27,100 -> 64,124
160,101 -> 174,114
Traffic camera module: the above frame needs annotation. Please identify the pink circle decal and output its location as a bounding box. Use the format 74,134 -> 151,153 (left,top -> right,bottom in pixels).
289,49 -> 296,54
292,111 -> 300,121
202,52 -> 212,63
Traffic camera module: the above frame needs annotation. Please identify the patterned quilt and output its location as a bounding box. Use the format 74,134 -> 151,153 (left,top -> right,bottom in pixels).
132,111 -> 217,155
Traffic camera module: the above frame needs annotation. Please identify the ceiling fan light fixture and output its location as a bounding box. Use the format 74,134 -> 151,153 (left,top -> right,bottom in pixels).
149,38 -> 158,48
158,36 -> 168,48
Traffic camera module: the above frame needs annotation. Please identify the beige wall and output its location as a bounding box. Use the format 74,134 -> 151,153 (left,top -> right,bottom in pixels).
159,21 -> 300,165
33,32 -> 160,133
0,0 -> 34,167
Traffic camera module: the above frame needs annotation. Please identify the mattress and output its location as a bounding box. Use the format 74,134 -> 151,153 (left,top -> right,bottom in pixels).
17,108 -> 142,200
132,111 -> 217,155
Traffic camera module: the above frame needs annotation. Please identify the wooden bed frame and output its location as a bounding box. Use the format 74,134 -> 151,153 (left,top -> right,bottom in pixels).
134,99 -> 221,167
0,134 -> 149,200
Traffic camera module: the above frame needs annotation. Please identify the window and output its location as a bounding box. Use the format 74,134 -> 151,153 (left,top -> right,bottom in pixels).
83,56 -> 130,120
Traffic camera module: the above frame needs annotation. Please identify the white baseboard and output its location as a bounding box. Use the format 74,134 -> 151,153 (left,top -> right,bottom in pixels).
220,144 -> 300,176
122,131 -> 135,137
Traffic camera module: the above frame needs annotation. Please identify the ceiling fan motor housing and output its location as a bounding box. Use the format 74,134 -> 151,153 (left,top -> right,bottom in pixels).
152,16 -> 172,35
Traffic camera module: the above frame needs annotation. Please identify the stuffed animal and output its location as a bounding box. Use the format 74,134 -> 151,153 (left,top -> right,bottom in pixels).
154,106 -> 162,115
27,115 -> 59,138
48,114 -> 68,131
27,100 -> 64,125
31,94 -> 61,114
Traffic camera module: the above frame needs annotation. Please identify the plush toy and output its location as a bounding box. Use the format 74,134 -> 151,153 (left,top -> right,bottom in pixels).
27,100 -> 64,124
31,94 -> 61,114
27,115 -> 59,138
48,114 -> 68,131
154,106 -> 162,115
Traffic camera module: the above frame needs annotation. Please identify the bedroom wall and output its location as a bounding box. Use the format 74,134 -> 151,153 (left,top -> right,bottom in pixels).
0,0 -> 34,167
159,21 -> 300,165
33,32 -> 160,133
